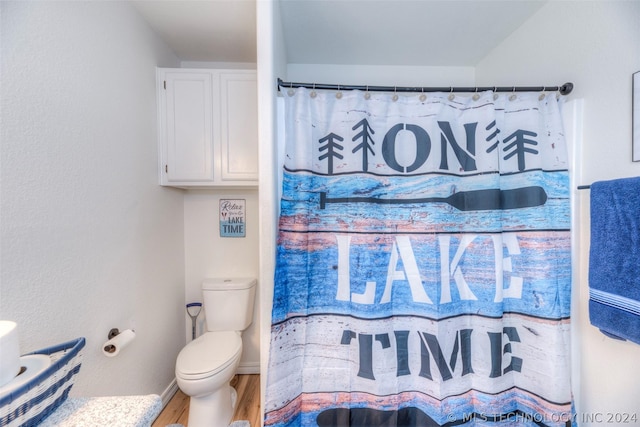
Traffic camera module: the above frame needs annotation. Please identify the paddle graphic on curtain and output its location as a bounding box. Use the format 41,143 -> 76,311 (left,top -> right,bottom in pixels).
266,87 -> 573,427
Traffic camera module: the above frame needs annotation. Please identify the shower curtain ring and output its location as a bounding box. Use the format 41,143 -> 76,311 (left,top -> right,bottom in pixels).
509,86 -> 517,101
472,87 -> 480,101
287,82 -> 295,97
364,85 -> 371,100
310,83 -> 317,99
539,86 -> 546,101
392,86 -> 399,102
419,87 -> 426,102
336,84 -> 343,99
448,87 -> 455,101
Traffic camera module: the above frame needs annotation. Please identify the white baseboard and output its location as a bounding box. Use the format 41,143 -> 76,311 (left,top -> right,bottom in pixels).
236,361 -> 260,375
159,378 -> 179,408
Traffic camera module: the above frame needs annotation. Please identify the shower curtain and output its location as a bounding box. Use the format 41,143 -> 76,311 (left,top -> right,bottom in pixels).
266,87 -> 573,427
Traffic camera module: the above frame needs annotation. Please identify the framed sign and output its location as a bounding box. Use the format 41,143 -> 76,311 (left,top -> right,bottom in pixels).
220,199 -> 246,237
634,71 -> 639,162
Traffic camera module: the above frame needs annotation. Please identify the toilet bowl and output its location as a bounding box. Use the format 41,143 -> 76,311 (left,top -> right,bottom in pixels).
175,331 -> 242,426
175,278 -> 256,427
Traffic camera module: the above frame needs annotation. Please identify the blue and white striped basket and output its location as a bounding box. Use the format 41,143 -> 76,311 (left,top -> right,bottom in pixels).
0,337 -> 85,427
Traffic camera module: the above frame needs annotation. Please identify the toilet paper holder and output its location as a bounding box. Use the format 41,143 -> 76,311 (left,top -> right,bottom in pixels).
101,328 -> 136,357
104,328 -> 125,354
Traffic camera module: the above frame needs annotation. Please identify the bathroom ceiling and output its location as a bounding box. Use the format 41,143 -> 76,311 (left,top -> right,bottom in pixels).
131,0 -> 257,63
132,0 -> 546,66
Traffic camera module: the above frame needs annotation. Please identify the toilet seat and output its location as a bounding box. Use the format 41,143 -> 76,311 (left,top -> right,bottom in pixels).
176,331 -> 242,381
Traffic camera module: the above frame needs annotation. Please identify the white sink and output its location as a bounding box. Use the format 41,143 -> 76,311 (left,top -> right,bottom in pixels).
0,321 -> 20,388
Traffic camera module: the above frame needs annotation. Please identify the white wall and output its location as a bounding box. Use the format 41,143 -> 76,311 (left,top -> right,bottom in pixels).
181,61 -> 257,70
476,1 -> 640,422
257,0 -> 288,421
286,63 -> 474,88
183,189 -> 260,372
1,1 -> 185,398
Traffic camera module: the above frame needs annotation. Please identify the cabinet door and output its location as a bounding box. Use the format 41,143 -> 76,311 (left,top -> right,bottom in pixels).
163,71 -> 214,183
219,72 -> 258,182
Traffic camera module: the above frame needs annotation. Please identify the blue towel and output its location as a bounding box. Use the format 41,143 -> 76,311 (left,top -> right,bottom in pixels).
588,176 -> 640,344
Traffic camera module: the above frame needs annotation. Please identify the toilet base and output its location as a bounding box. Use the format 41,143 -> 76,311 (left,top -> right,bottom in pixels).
187,383 -> 237,427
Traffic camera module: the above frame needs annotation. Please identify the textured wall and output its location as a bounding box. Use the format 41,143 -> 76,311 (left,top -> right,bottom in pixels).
1,1 -> 185,397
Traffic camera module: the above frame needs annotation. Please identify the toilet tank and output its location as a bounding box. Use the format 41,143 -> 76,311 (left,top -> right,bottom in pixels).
202,278 -> 256,332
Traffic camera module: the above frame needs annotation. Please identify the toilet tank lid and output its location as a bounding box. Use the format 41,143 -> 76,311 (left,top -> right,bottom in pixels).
202,278 -> 256,290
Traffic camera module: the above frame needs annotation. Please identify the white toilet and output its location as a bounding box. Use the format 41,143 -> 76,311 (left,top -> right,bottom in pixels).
175,278 -> 256,427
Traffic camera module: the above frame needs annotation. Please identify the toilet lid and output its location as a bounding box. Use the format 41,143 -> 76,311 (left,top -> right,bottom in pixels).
176,331 -> 242,380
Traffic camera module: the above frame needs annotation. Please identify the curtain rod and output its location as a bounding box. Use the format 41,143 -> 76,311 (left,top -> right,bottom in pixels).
277,78 -> 574,95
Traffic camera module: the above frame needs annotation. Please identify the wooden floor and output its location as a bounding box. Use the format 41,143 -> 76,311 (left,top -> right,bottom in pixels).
152,375 -> 261,427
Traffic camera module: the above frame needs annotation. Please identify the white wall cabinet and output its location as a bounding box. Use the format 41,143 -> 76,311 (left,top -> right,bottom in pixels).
157,68 -> 258,187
